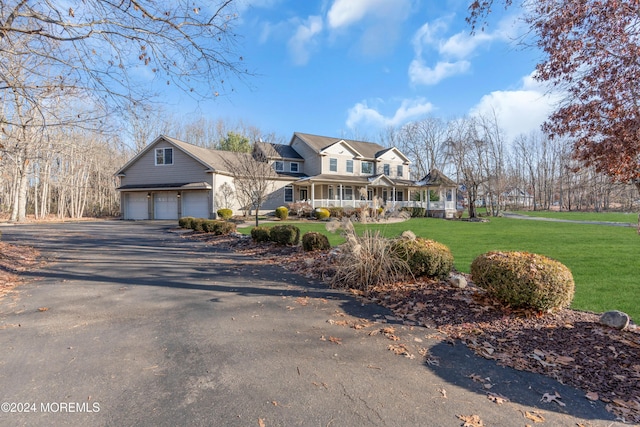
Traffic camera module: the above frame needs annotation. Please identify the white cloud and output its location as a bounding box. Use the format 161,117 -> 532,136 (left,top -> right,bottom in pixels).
327,0 -> 410,30
287,16 -> 323,65
470,72 -> 562,143
408,59 -> 470,86
410,14 -> 521,86
346,98 -> 434,129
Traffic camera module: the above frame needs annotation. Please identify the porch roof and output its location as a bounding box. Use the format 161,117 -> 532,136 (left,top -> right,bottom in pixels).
294,174 -> 415,187
117,182 -> 212,192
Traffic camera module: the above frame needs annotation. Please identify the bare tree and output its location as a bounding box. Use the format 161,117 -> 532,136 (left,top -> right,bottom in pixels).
221,150 -> 276,227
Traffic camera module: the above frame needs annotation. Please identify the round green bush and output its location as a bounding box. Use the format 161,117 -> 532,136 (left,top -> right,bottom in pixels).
392,237 -> 454,279
275,206 -> 289,220
178,217 -> 195,229
190,218 -> 206,232
470,251 -> 575,312
270,224 -> 300,246
314,207 -> 330,220
202,220 -> 236,235
302,231 -> 330,251
251,226 -> 271,242
216,208 -> 233,220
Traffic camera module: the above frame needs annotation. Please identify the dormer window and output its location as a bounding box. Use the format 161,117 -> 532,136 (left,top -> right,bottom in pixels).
274,161 -> 284,172
155,148 -> 173,165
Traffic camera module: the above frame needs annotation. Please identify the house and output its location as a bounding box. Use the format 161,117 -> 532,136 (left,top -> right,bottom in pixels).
115,132 -> 458,220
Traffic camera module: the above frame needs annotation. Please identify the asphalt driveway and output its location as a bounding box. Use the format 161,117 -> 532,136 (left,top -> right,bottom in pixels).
0,221 -> 627,426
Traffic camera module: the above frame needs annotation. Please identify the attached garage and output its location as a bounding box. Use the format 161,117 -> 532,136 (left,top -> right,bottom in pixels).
154,192 -> 179,220
124,192 -> 149,220
182,191 -> 210,219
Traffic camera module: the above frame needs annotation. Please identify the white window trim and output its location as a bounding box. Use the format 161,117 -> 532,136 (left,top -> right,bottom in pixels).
284,185 -> 293,203
361,161 -> 373,175
290,162 -> 299,172
397,164 -> 403,177
329,158 -> 338,172
274,161 -> 284,172
155,148 -> 173,166
346,159 -> 353,174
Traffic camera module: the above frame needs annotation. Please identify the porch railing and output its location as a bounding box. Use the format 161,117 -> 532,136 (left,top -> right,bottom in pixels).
308,199 -> 455,211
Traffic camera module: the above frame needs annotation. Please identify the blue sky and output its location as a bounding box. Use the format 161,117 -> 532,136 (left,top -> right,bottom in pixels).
164,0 -> 560,144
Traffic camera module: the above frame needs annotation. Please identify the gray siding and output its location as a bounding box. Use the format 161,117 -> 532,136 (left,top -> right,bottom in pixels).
291,136 -> 322,176
120,141 -> 211,186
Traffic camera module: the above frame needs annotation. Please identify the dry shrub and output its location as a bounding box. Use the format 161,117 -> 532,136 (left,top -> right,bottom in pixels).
392,237 -> 453,279
328,219 -> 409,291
302,232 -> 330,251
471,251 -> 575,312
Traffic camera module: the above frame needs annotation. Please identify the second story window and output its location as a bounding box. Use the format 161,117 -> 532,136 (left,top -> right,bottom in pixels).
383,164 -> 390,176
329,158 -> 338,172
361,161 -> 373,175
290,162 -> 299,172
155,148 -> 173,165
274,161 -> 284,172
397,165 -> 403,177
346,159 -> 353,173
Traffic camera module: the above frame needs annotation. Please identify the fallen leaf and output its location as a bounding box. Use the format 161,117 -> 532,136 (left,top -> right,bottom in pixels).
457,414 -> 484,427
439,388 -> 447,398
487,392 -> 509,404
38,307 -> 49,312
468,373 -> 483,383
585,391 -> 599,401
258,418 -> 266,427
541,391 -> 566,407
328,336 -> 342,345
522,410 -> 545,423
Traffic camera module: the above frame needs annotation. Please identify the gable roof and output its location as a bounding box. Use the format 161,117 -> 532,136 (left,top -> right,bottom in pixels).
292,132 -> 388,160
416,169 -> 457,187
115,135 -> 254,176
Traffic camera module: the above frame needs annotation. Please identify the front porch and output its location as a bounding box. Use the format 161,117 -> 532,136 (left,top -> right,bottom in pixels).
290,178 -> 457,218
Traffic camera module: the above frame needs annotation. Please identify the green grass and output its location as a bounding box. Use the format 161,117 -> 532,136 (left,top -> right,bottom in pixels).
239,218 -> 640,321
510,210 -> 638,224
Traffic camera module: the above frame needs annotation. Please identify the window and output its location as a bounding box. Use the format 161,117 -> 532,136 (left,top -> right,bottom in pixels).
397,165 -> 403,177
343,186 -> 353,200
284,185 -> 293,203
346,159 -> 353,173
383,164 -> 390,176
446,189 -> 453,202
299,189 -> 308,200
361,161 -> 373,174
274,161 -> 284,172
328,186 -> 334,200
329,158 -> 338,172
290,162 -> 299,172
155,148 -> 173,165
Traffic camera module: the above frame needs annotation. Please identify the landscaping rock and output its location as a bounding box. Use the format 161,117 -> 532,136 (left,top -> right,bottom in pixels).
449,274 -> 467,289
599,310 -> 630,330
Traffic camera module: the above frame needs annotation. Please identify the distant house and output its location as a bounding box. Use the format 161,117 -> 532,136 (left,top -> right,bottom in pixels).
115,132 -> 458,220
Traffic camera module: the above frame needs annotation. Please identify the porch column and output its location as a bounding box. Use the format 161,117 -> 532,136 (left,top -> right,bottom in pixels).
311,183 -> 315,208
392,186 -> 396,206
339,184 -> 343,207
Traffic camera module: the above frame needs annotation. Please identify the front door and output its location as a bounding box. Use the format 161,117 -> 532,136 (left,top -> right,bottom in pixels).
299,189 -> 308,201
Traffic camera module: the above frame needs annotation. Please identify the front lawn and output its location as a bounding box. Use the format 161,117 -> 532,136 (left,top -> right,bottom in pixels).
239,217 -> 640,321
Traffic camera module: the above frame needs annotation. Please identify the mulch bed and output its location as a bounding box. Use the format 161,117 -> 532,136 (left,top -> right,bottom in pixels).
191,232 -> 640,424
0,241 -> 40,298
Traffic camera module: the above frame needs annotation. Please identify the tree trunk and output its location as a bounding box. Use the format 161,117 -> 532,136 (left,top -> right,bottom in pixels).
635,181 -> 640,235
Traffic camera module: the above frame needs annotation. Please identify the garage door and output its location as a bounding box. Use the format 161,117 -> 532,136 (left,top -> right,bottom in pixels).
125,193 -> 148,220
154,192 -> 178,220
182,192 -> 209,219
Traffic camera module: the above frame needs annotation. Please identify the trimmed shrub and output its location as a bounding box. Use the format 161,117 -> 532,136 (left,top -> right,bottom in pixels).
470,251 -> 575,312
270,224 -> 300,246
202,220 -> 236,235
302,231 -> 330,251
402,207 -> 426,218
327,207 -> 344,218
190,218 -> 206,232
251,226 -> 271,243
216,208 -> 233,220
314,207 -> 330,220
392,237 -> 454,279
275,206 -> 289,220
178,217 -> 195,229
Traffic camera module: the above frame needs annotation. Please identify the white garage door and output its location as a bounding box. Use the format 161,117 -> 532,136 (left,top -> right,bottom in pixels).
154,192 -> 179,220
182,192 -> 209,219
125,193 -> 148,220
